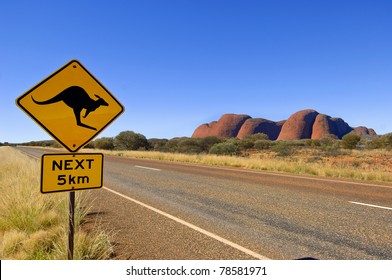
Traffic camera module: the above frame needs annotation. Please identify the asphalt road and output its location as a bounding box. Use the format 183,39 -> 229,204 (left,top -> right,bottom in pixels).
16,146 -> 392,260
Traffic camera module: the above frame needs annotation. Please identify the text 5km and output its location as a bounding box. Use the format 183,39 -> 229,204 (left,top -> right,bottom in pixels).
57,174 -> 90,185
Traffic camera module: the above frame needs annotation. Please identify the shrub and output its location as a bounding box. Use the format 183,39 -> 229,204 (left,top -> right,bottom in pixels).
209,142 -> 240,156
243,133 -> 269,141
238,138 -> 255,150
305,139 -> 321,147
148,138 -> 169,151
114,131 -> 149,151
237,133 -> 269,150
366,137 -> 383,149
254,140 -> 274,150
320,134 -> 338,147
177,138 -> 203,154
321,142 -> 342,156
51,142 -> 63,148
342,134 -> 361,149
94,137 -> 114,150
382,133 -> 392,150
197,136 -> 224,153
84,142 -> 95,149
271,141 -> 294,156
162,138 -> 184,153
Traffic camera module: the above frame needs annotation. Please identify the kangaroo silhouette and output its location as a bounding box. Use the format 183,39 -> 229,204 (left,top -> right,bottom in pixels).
31,86 -> 109,130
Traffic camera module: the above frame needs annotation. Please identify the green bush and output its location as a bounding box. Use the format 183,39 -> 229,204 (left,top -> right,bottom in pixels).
271,141 -> 294,156
320,134 -> 338,147
84,142 -> 95,149
254,140 -> 274,150
197,136 -> 224,153
382,133 -> 392,150
321,143 -> 342,156
238,138 -> 255,150
237,133 -> 269,150
177,138 -> 203,154
365,134 -> 392,150
243,133 -> 269,141
114,131 -> 149,151
150,136 -> 223,154
148,138 -> 169,151
94,137 -> 114,150
162,137 -> 184,153
366,137 -> 383,149
342,134 -> 361,149
209,142 -> 240,156
305,139 -> 321,147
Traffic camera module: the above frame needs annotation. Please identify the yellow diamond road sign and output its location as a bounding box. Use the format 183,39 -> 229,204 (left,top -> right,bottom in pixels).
17,60 -> 124,152
41,153 -> 103,193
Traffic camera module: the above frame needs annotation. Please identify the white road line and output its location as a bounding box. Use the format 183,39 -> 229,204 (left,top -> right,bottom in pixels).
103,186 -> 271,260
349,201 -> 392,211
134,165 -> 161,171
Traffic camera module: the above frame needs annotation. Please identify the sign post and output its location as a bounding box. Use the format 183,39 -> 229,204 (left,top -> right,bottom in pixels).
40,152 -> 104,259
16,59 -> 124,259
68,191 -> 75,260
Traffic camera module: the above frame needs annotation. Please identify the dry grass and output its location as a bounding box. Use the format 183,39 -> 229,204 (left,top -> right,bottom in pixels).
92,148 -> 392,182
0,147 -> 113,259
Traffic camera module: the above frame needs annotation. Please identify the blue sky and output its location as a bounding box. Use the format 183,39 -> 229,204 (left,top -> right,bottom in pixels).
1,0 -> 391,143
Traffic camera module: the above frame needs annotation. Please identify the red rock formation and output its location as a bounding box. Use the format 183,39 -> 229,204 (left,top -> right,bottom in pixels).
237,118 -> 283,140
212,114 -> 251,138
276,120 -> 287,129
192,114 -> 250,138
192,110 -> 376,140
192,121 -> 217,138
277,109 -> 319,140
368,128 -> 377,136
353,126 -> 377,137
330,118 -> 353,139
311,114 -> 337,139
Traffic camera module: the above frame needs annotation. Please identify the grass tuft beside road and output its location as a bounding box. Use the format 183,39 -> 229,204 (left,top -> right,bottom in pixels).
0,147 -> 113,260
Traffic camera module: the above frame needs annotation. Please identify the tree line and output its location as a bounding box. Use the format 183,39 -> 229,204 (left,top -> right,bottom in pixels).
19,130 -> 392,156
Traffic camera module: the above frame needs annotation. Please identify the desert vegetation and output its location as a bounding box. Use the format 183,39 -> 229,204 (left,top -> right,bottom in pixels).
21,131 -> 392,182
0,147 -> 113,259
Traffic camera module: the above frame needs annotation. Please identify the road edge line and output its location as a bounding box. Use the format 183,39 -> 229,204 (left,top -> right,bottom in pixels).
134,165 -> 161,171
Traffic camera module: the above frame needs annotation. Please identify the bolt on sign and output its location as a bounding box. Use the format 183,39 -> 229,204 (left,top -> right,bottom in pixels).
41,153 -> 103,193
16,59 -> 124,152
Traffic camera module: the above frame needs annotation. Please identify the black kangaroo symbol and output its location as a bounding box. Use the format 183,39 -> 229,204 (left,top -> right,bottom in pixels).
31,86 -> 109,130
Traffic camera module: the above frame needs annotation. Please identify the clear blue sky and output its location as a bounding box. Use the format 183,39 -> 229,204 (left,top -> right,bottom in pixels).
1,0 -> 391,143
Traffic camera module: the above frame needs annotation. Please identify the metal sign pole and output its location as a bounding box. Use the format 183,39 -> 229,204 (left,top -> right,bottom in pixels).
68,191 -> 75,260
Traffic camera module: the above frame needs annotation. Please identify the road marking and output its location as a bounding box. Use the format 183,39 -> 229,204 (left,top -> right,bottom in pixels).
349,201 -> 392,211
103,186 -> 270,260
134,165 -> 161,171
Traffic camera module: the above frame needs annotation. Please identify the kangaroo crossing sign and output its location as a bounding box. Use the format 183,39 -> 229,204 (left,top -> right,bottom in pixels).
16,60 -> 124,152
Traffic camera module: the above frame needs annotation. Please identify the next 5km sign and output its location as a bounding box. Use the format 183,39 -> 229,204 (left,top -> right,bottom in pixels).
41,153 -> 103,193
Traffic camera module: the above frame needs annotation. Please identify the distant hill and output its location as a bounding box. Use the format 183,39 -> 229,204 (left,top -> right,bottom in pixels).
192,109 -> 377,140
